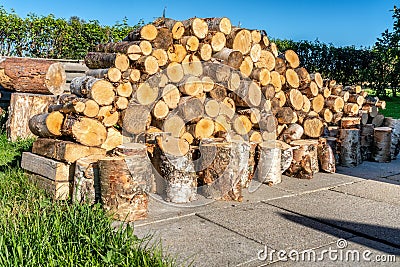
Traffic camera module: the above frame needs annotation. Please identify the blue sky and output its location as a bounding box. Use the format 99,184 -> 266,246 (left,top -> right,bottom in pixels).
1,0 -> 398,47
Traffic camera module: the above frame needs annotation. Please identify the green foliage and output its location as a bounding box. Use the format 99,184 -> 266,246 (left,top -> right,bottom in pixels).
273,6 -> 400,98
380,97 -> 400,118
0,133 -> 33,167
0,6 -> 142,59
0,167 -> 173,266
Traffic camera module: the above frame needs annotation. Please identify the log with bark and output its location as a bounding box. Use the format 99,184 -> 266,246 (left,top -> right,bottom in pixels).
0,57 -> 66,95
286,139 -> 319,179
372,127 -> 392,162
98,156 -> 149,222
339,129 -> 362,167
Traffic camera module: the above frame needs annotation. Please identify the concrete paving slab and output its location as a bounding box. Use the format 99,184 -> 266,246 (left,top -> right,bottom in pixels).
241,183 -> 295,203
134,185 -> 294,227
332,179 -> 400,206
197,203 -> 353,254
274,172 -> 363,194
270,236 -> 400,267
336,158 -> 400,181
265,190 -> 400,247
133,215 -> 263,267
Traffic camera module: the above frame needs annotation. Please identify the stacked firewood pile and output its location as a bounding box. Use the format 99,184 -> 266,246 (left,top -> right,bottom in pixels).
19,16 -> 399,221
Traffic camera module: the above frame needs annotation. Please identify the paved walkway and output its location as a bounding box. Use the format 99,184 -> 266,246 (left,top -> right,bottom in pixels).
132,159 -> 400,266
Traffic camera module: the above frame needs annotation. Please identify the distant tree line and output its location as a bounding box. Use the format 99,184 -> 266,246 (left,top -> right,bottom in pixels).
0,6 -> 399,97
0,7 -> 141,59
274,6 -> 400,97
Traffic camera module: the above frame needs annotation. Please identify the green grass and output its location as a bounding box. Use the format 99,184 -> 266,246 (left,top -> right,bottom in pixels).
363,88 -> 400,119
379,97 -> 400,119
0,134 -> 174,267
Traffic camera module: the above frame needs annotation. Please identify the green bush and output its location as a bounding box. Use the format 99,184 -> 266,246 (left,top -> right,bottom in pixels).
0,6 -> 142,59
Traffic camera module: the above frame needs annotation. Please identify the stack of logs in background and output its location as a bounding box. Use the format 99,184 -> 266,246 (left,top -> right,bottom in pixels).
0,16 -> 398,222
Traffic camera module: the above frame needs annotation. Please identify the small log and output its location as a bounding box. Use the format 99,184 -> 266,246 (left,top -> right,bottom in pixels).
325,95 -> 345,113
178,96 -> 204,122
284,50 -> 300,68
62,115 -> 107,147
285,69 -> 300,89
182,54 -> 203,76
198,43 -> 213,61
182,18 -> 209,39
213,48 -> 243,69
311,94 -> 325,113
70,76 -> 115,106
275,107 -> 294,124
310,73 -> 323,88
152,100 -> 170,120
208,31 -> 226,52
302,81 -> 319,98
372,127 -> 392,162
152,49 -> 169,67
179,75 -> 204,96
317,138 -> 336,173
159,18 -> 185,39
339,129 -> 362,167
132,82 -> 158,105
303,117 -> 324,138
239,56 -> 253,77
204,99 -> 220,118
287,89 -> 304,110
255,141 -> 282,185
320,108 -> 333,123
28,111 -> 64,138
115,96 -> 129,110
162,84 -> 181,109
232,115 -> 252,135
280,123 -> 304,143
250,43 -> 262,62
84,52 -> 129,71
190,117 -> 215,139
116,82 -> 133,97
231,80 -> 261,107
152,27 -> 173,50
99,156 -> 149,222
204,17 -> 232,34
348,94 -> 365,106
0,57 -> 66,95
371,114 -> 385,127
343,103 -> 360,115
251,68 -> 270,86
255,50 -> 275,71
341,117 -> 361,129
226,28 -> 252,55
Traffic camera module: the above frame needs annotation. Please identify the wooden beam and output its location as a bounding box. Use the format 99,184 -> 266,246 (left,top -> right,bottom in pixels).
21,152 -> 75,182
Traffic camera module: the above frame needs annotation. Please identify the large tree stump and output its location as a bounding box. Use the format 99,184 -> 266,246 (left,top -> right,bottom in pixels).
286,139 -> 319,179
255,141 -> 282,185
6,93 -> 56,141
159,148 -> 198,203
240,142 -> 257,188
372,127 -> 392,163
0,57 -> 66,95
339,129 -> 362,167
383,118 -> 400,160
198,141 -> 249,201
98,156 -> 149,222
360,124 -> 374,161
317,138 -> 336,173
